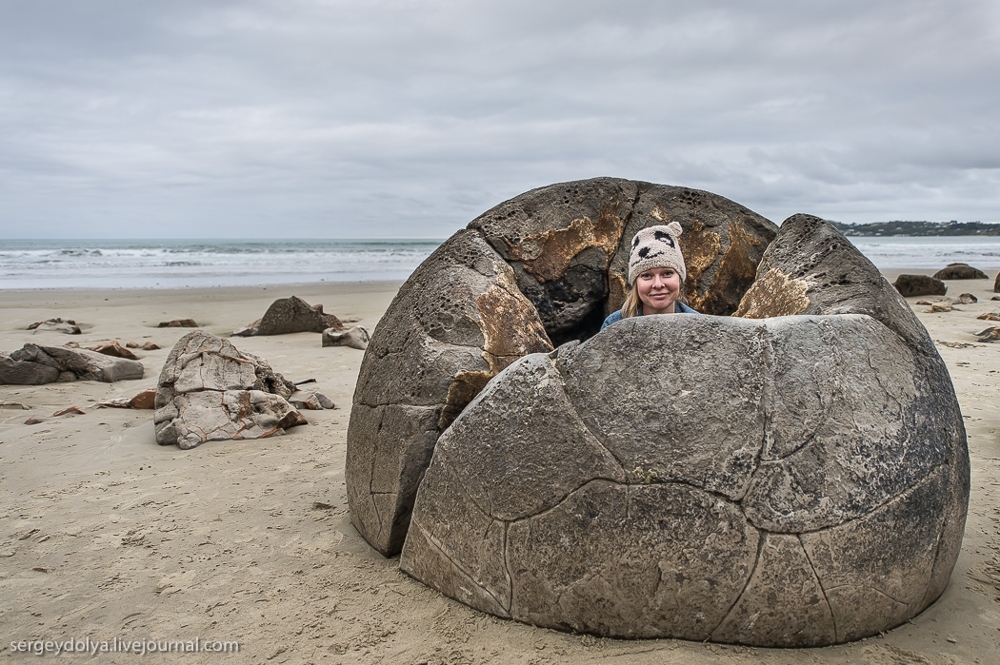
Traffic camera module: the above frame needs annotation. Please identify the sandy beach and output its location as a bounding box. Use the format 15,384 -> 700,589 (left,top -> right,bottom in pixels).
1,276 -> 998,665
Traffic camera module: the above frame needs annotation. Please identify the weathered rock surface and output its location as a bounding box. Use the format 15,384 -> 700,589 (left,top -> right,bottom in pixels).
893,274 -> 947,297
0,344 -> 144,384
154,331 -> 305,449
400,214 -> 968,646
347,178 -> 778,556
995,272 -> 1000,292
232,296 -> 343,336
28,318 -> 81,334
933,262 -> 988,280
322,325 -> 370,350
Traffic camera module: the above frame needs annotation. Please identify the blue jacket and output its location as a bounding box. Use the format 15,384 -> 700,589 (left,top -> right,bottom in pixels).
601,301 -> 698,330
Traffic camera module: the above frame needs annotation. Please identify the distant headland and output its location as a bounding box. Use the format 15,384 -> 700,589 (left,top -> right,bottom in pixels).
830,220 -> 1000,236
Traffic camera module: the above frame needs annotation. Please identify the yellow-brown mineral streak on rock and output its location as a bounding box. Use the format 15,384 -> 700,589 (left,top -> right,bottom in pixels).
504,202 -> 626,282
439,369 -> 494,430
689,222 -> 762,314
734,268 -> 811,318
679,220 -> 722,307
438,270 -> 553,430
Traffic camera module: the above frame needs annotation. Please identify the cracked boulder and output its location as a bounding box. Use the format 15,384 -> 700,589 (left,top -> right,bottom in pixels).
399,214 -> 968,646
0,343 -> 144,384
347,178 -> 777,556
154,330 -> 306,449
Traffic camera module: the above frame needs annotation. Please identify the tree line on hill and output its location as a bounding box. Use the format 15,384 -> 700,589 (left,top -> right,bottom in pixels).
830,220 -> 1000,236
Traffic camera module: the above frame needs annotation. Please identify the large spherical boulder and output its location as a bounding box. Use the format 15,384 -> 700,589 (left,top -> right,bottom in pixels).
346,178 -> 777,556
397,214 -> 968,646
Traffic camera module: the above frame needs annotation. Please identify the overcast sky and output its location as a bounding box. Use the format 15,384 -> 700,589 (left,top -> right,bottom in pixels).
1,0 -> 998,238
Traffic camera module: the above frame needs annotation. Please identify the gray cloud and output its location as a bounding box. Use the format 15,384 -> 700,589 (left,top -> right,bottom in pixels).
1,0 -> 998,238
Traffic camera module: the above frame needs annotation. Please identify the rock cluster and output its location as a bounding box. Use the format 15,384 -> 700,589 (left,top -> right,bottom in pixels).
154,331 -> 306,449
346,178 -> 777,556
399,214 -> 968,646
0,344 -> 144,384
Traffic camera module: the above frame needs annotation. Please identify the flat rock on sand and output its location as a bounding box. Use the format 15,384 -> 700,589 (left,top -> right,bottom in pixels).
0,343 -> 144,384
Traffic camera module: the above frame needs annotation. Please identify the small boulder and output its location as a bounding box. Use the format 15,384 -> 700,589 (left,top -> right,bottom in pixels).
154,331 -> 306,449
232,296 -> 344,337
924,303 -> 954,313
28,318 -> 81,334
322,325 -> 370,350
289,390 -> 336,410
893,275 -> 946,297
977,312 -> 1000,321
933,263 -> 988,280
99,388 -> 158,410
975,327 -> 1000,342
53,406 -> 85,416
158,319 -> 198,328
0,344 -> 144,385
129,388 -> 157,409
86,340 -> 140,360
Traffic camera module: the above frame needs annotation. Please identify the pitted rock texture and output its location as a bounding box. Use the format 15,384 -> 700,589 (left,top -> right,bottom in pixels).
0,343 -> 143,384
154,331 -> 305,449
399,215 -> 968,646
347,178 -> 777,556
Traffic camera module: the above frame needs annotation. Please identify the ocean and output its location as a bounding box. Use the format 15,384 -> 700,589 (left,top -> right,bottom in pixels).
0,239 -> 443,290
2,235 -> 1000,290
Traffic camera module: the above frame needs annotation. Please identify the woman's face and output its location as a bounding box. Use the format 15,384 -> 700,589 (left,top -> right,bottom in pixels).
636,267 -> 682,314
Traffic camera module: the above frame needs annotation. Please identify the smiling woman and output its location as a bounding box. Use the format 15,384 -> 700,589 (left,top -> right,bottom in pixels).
601,222 -> 698,329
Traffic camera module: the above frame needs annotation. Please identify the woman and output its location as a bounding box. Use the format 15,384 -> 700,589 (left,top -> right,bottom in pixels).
601,222 -> 698,330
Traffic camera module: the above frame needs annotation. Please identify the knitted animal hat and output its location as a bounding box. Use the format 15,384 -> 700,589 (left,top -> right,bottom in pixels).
628,222 -> 686,285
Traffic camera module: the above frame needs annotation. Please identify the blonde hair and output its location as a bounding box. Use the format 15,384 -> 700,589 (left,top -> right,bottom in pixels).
621,287 -> 641,319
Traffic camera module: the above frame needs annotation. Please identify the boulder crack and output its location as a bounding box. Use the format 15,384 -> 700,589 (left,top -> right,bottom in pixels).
509,477 -> 624,525
797,533 -> 838,641
708,525 -> 764,638
413,520 -> 508,614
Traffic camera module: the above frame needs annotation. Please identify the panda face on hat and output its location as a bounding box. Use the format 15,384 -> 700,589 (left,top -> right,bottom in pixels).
628,222 -> 686,285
